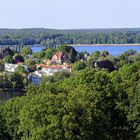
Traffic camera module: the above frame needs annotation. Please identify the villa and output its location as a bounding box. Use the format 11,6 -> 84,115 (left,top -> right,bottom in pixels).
5,63 -> 28,72
51,51 -> 66,64
43,51 -> 69,65
28,51 -> 71,84
35,64 -> 71,77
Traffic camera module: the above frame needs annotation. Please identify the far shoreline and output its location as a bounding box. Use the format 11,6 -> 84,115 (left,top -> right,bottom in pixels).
69,44 -> 140,47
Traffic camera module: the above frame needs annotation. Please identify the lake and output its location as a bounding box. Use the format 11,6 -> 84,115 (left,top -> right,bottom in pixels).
31,45 -> 140,56
31,46 -> 44,53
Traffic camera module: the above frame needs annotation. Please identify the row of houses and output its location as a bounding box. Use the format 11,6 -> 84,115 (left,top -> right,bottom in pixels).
4,51 -> 115,84
4,51 -> 72,84
29,64 -> 71,84
28,51 -> 72,84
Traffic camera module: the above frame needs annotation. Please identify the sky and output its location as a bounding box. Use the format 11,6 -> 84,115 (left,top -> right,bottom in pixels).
0,0 -> 139,29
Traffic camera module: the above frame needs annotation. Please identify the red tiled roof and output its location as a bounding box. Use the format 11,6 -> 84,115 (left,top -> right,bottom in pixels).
17,62 -> 24,65
42,65 -> 63,69
36,64 -> 47,67
36,64 -> 72,70
36,64 -> 63,69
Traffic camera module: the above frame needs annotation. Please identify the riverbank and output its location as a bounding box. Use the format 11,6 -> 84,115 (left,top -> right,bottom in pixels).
69,44 -> 140,47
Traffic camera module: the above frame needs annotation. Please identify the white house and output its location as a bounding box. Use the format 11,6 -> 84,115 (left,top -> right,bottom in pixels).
41,66 -> 63,76
5,63 -> 28,72
35,64 -> 71,77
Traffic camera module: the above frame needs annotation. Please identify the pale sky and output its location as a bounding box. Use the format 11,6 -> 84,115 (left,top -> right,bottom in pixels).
0,0 -> 139,29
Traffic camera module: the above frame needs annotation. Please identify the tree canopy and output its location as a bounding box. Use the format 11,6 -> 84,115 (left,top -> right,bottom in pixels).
0,48 -> 140,139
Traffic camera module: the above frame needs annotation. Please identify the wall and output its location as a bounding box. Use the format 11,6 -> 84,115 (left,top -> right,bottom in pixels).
0,89 -> 24,103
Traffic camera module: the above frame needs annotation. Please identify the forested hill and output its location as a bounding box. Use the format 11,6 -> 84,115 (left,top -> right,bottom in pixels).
1,28 -> 140,34
0,28 -> 140,46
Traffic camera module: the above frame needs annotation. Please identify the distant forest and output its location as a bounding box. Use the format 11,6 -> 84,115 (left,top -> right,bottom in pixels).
0,28 -> 140,46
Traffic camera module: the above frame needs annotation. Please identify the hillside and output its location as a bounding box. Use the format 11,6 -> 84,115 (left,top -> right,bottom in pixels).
0,28 -> 140,46
0,28 -> 140,35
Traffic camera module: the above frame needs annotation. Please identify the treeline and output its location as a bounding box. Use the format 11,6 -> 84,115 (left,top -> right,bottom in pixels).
0,49 -> 140,139
0,28 -> 140,46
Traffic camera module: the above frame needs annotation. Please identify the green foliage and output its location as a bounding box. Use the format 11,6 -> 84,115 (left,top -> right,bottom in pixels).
57,45 -> 78,63
44,48 -> 56,59
116,50 -> 138,68
2,47 -> 14,58
10,72 -> 27,89
72,61 -> 87,71
127,83 -> 140,139
18,93 -> 66,140
0,50 -> 140,139
14,54 -> 24,63
1,97 -> 28,139
20,47 -> 32,57
51,71 -> 70,82
0,61 -> 4,72
0,109 -> 9,140
0,72 -> 27,89
15,65 -> 26,74
3,55 -> 14,63
91,51 -> 100,60
62,85 -> 108,140
32,51 -> 45,59
0,28 -> 140,46
24,58 -> 36,66
100,50 -> 110,57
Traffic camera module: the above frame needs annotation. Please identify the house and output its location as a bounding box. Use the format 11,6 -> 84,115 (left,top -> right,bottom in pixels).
84,53 -> 90,60
43,51 -> 69,65
43,59 -> 51,65
5,63 -> 18,72
41,65 -> 71,76
28,73 -> 41,84
51,51 -> 69,64
41,66 -> 63,76
25,54 -> 33,59
5,63 -> 28,72
35,64 -> 71,77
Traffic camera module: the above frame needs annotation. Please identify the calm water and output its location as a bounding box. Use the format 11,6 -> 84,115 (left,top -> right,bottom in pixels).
31,46 -> 44,53
73,46 -> 140,56
31,45 -> 140,56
